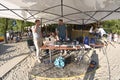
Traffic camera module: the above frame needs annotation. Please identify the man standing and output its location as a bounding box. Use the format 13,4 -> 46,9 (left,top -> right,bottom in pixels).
56,19 -> 67,55
98,25 -> 106,38
56,19 -> 67,41
31,20 -> 43,63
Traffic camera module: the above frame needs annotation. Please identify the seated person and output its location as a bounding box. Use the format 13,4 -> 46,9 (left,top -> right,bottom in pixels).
49,32 -> 57,42
97,26 -> 106,38
43,32 -> 57,55
43,32 -> 57,45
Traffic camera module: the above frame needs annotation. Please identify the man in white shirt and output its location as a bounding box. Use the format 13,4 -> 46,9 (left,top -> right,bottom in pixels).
98,25 -> 106,37
31,20 -> 43,63
89,26 -> 93,33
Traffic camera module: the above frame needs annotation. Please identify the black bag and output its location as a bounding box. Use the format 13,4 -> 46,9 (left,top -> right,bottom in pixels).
27,39 -> 36,52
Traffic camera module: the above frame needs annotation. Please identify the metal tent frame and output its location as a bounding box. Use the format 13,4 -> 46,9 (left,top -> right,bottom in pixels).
0,0 -> 120,24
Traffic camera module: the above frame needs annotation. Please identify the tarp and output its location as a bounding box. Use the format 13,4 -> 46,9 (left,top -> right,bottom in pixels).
0,0 -> 120,24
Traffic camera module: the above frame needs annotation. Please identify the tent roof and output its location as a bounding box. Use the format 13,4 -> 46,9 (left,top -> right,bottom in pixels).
0,0 -> 120,24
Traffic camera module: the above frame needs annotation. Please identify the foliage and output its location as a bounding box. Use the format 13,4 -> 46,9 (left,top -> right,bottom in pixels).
46,24 -> 58,32
1,17 -> 120,35
103,19 -> 120,34
25,21 -> 34,27
0,18 -> 6,34
0,18 -> 34,34
0,18 -> 34,43
0,18 -> 9,43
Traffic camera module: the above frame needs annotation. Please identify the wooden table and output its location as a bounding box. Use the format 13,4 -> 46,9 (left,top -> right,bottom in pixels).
40,44 -> 104,63
89,44 -> 104,48
40,45 -> 82,63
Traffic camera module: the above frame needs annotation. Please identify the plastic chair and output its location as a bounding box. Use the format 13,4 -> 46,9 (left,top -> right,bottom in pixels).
90,38 -> 95,44
84,36 -> 89,45
76,36 -> 83,44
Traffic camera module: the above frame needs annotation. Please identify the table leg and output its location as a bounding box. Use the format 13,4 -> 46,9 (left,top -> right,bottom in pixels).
49,50 -> 52,63
63,50 -> 67,56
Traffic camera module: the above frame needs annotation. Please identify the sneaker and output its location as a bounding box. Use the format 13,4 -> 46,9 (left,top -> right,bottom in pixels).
60,53 -> 63,56
36,57 -> 41,63
37,59 -> 41,63
39,56 -> 43,59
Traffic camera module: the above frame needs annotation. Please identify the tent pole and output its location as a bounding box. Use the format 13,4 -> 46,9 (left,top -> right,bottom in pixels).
61,0 -> 63,17
82,19 -> 84,37
85,12 -> 97,24
0,3 -> 25,20
42,17 -> 61,24
41,18 -> 42,27
63,5 -> 98,22
26,5 -> 61,20
99,6 -> 120,21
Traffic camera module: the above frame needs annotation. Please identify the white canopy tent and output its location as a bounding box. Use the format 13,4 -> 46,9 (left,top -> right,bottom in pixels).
0,0 -> 120,24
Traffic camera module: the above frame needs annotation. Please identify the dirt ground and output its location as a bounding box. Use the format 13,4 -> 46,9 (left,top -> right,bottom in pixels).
29,50 -> 93,79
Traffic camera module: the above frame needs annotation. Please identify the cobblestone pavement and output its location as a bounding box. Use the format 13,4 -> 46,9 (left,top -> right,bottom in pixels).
94,42 -> 120,80
0,41 -> 30,67
0,41 -> 35,80
0,39 -> 120,80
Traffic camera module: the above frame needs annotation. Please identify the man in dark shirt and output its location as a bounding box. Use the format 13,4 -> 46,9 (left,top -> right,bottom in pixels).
56,19 -> 67,41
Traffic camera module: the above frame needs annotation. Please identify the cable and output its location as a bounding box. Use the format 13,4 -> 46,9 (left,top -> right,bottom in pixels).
102,47 -> 111,80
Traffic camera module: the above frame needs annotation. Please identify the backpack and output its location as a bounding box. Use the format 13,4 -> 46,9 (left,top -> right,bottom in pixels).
54,56 -> 65,68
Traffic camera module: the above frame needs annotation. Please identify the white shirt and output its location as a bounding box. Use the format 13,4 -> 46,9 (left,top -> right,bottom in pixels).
6,32 -> 10,38
98,28 -> 106,37
107,34 -> 112,42
89,26 -> 93,33
31,26 -> 41,40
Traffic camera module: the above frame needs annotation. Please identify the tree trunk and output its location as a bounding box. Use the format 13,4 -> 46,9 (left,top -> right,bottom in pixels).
4,18 -> 8,43
21,21 -> 24,33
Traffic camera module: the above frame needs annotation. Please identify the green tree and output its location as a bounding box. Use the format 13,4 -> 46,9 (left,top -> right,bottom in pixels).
25,21 -> 34,27
12,20 -> 34,32
103,19 -> 120,34
0,18 -> 9,43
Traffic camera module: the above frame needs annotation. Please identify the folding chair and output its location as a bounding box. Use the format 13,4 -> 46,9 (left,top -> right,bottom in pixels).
27,39 -> 36,53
